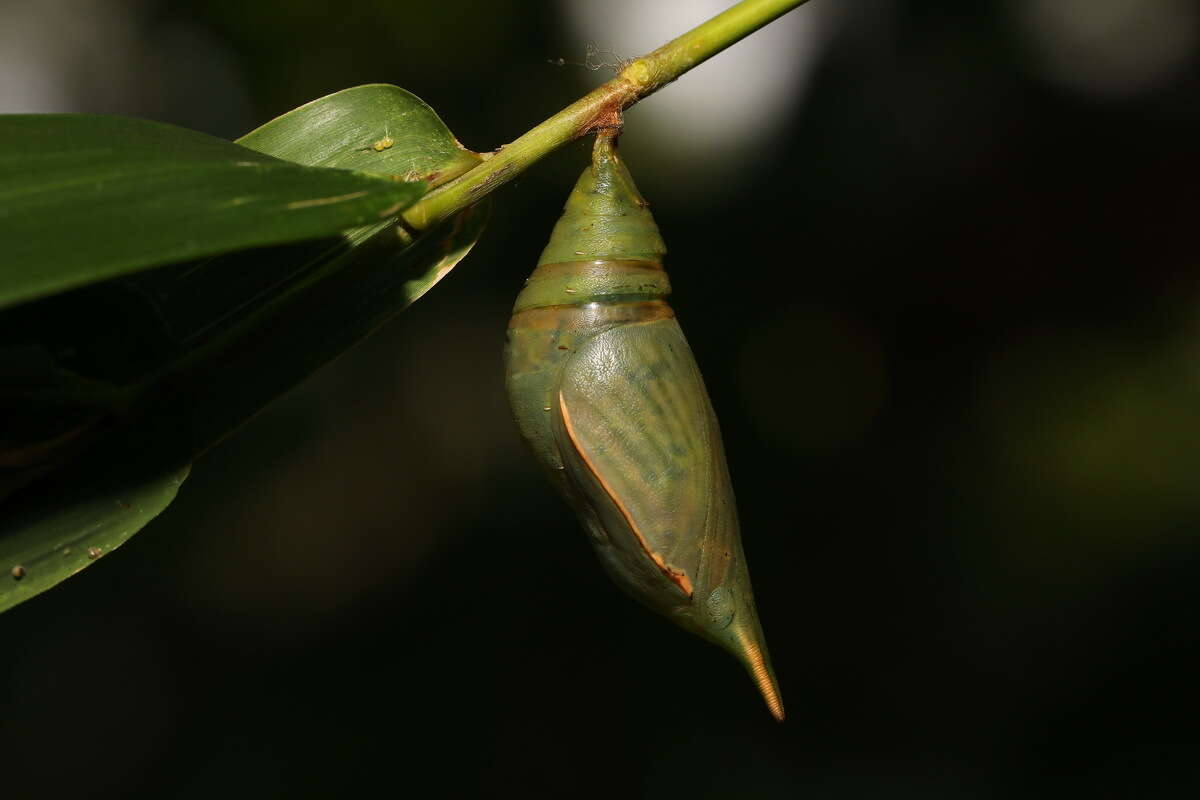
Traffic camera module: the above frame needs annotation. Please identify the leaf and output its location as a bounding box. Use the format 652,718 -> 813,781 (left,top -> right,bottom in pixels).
0,85 -> 487,612
113,84 -> 488,455
0,465 -> 189,614
0,114 -> 426,310
238,82 -> 481,182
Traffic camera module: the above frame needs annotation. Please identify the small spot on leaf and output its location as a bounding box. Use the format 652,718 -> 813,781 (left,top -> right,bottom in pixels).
11,565 -> 26,581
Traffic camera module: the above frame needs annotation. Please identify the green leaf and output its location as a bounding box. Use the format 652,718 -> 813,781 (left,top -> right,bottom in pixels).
238,83 -> 481,182
119,83 -> 488,454
0,465 -> 189,614
0,114 -> 426,310
0,85 -> 486,612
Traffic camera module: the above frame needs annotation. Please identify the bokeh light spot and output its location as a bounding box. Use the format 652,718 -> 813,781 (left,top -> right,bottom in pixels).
1013,0 -> 1198,96
561,0 -> 830,201
974,324 -> 1200,560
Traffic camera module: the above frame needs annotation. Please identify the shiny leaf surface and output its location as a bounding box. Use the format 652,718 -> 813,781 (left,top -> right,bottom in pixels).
0,114 -> 426,309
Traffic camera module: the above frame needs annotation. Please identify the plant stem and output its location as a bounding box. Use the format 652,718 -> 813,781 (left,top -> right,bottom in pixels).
400,0 -> 813,231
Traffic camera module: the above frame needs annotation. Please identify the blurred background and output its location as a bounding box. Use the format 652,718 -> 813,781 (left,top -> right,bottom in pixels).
2,0 -> 1199,796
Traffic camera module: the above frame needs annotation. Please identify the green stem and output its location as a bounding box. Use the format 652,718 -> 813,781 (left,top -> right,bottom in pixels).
401,0 -> 813,231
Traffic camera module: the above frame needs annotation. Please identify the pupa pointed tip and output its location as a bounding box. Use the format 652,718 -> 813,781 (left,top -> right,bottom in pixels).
756,667 -> 786,723
733,626 -> 784,722
766,691 -> 786,723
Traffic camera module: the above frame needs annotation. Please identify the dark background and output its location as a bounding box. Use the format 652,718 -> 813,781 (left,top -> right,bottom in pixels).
3,0 -> 1199,796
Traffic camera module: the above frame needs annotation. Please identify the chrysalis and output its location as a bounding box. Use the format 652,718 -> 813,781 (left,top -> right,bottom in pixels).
504,131 -> 783,720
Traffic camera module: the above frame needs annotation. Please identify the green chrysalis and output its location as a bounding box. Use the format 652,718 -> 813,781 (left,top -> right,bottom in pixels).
503,131 -> 783,721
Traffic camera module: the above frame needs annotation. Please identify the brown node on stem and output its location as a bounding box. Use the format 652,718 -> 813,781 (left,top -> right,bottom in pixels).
588,105 -> 624,136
